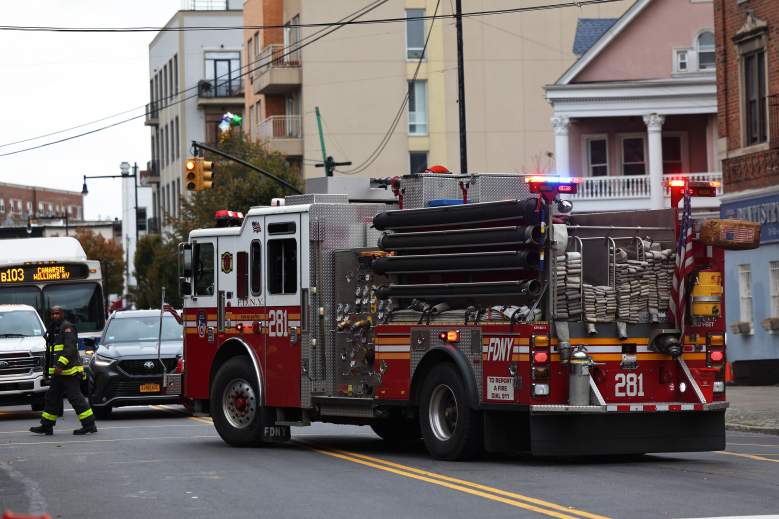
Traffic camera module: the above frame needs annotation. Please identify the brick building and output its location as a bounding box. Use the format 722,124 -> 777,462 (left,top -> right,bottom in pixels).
714,0 -> 779,383
0,181 -> 83,226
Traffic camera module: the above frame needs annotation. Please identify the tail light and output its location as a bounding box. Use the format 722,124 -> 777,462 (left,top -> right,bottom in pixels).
176,357 -> 185,374
707,334 -> 725,369
531,335 -> 551,397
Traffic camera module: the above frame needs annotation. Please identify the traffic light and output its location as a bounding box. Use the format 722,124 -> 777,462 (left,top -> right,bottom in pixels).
201,159 -> 213,190
184,158 -> 200,191
183,157 -> 214,192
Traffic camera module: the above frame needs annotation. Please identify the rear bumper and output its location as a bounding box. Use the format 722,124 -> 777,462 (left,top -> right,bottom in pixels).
528,409 -> 726,456
530,401 -> 728,414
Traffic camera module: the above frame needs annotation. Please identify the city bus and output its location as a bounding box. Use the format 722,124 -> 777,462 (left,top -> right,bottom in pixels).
0,237 -> 106,348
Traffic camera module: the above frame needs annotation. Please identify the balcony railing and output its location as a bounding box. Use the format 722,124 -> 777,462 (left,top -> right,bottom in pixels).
571,172 -> 723,201
145,101 -> 159,126
571,175 -> 650,200
259,115 -> 302,140
197,79 -> 244,98
257,44 -> 301,71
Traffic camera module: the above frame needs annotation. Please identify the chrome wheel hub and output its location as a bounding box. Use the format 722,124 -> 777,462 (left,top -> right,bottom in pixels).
223,379 -> 256,429
429,383 -> 458,442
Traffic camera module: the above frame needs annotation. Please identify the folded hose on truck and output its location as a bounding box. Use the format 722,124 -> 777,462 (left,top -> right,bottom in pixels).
378,225 -> 544,251
371,250 -> 541,274
375,279 -> 542,299
372,198 -> 540,231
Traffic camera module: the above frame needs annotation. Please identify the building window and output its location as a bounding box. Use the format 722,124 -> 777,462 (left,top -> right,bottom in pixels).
176,178 -> 181,218
697,31 -> 715,70
137,207 -> 147,232
284,15 -> 301,64
175,117 -> 180,160
771,261 -> 779,317
164,125 -> 169,166
204,51 -> 241,96
37,202 -> 44,214
406,9 -> 426,60
267,238 -> 297,294
739,264 -> 753,323
675,49 -> 688,73
409,151 -> 428,174
255,101 -> 261,132
662,135 -> 684,174
249,105 -> 255,137
25,201 -> 31,215
743,48 -> 767,145
620,136 -> 646,175
0,198 -> 4,212
408,80 -> 428,135
585,136 -> 608,177
173,54 -> 178,97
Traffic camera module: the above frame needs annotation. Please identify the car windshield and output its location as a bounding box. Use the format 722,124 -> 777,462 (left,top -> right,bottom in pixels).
104,315 -> 183,343
43,283 -> 105,333
0,310 -> 44,337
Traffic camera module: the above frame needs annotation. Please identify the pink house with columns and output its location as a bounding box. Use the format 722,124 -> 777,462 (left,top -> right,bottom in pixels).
545,0 -> 721,212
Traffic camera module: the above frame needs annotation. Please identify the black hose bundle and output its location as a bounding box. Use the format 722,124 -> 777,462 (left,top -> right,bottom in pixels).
372,198 -> 539,231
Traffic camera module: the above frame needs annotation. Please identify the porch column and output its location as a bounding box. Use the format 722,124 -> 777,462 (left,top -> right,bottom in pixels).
551,114 -> 570,175
643,113 -> 666,210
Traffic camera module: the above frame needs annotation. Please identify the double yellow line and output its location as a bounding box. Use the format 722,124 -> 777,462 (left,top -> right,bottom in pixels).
156,405 -> 607,517
308,446 -> 610,519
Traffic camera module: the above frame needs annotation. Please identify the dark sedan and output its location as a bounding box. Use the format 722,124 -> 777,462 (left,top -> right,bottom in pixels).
87,309 -> 183,418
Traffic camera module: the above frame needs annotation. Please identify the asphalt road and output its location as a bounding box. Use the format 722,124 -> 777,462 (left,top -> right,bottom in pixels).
0,405 -> 778,519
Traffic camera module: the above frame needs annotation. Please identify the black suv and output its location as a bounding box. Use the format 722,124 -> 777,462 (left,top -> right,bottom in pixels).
87,309 -> 182,418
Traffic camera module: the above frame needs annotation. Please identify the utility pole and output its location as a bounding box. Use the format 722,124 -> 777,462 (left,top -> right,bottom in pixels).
314,107 -> 351,177
455,0 -> 468,174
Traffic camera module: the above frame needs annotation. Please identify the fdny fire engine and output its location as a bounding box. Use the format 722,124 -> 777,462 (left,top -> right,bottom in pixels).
177,173 -> 732,459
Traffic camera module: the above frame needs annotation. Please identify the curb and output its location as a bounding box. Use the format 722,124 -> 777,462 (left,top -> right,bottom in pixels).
726,423 -> 779,436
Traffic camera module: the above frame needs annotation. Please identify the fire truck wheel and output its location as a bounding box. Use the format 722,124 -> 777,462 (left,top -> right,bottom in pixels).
210,357 -> 266,447
420,363 -> 483,460
370,418 -> 421,446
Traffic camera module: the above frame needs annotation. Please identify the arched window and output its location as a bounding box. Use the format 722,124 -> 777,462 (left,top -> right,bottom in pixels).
697,31 -> 715,69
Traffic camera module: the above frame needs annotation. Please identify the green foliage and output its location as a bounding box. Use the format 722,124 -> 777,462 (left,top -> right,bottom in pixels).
171,131 -> 302,240
135,131 -> 301,308
131,235 -> 181,309
74,229 -> 124,296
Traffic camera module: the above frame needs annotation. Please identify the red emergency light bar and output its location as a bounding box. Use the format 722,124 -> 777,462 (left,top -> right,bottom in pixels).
666,178 -> 720,197
215,210 -> 244,227
525,175 -> 581,195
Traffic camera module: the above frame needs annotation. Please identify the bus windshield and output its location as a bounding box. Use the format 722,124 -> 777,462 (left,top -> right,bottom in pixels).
43,283 -> 104,333
0,286 -> 41,308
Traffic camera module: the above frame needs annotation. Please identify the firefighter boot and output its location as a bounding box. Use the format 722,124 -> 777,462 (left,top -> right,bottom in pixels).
73,422 -> 97,435
29,424 -> 54,435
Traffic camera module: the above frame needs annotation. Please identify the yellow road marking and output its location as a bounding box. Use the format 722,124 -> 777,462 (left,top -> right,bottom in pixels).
309,446 -> 609,519
328,448 -> 609,519
717,451 -> 779,464
727,442 -> 779,448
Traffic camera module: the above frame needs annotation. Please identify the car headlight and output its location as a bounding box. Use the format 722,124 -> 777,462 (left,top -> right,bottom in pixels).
81,349 -> 96,365
93,353 -> 116,367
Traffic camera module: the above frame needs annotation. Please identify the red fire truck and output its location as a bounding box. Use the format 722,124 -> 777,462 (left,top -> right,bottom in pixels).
177,173 -> 728,459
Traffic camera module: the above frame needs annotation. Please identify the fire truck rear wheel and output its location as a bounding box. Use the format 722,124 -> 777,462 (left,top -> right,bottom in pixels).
211,357 -> 266,447
420,363 -> 483,460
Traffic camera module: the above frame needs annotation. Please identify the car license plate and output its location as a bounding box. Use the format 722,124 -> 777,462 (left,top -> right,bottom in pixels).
140,383 -> 160,393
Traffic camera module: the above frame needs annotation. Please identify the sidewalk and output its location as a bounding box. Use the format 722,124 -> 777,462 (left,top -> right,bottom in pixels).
726,385 -> 779,435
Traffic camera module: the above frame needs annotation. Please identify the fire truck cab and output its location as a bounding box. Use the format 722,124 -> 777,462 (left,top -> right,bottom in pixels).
179,174 -> 729,460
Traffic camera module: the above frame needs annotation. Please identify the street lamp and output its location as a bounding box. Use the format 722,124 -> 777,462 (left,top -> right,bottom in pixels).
81,162 -> 139,241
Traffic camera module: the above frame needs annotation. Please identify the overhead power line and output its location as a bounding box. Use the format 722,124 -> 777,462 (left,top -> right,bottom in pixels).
0,0 -> 390,157
0,1 -> 622,32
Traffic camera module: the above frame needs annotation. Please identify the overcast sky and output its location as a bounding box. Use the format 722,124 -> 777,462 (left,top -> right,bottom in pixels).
0,1 -> 186,220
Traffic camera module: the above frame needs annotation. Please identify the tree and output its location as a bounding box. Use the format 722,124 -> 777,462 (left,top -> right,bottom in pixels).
171,130 -> 303,240
132,234 -> 181,309
74,228 -> 125,296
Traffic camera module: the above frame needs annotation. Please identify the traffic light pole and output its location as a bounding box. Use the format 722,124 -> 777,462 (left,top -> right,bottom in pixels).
455,0 -> 468,174
191,141 -> 303,195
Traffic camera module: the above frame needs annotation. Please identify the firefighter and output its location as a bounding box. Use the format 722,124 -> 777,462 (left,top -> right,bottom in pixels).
29,306 -> 97,436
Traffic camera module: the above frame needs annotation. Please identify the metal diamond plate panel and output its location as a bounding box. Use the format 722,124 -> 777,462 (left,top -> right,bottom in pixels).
400,173 -> 531,209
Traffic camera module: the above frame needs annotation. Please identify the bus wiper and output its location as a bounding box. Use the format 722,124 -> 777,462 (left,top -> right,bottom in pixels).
0,333 -> 27,338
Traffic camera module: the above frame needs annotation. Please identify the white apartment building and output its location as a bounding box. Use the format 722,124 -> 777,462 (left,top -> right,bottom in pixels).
146,0 -> 244,225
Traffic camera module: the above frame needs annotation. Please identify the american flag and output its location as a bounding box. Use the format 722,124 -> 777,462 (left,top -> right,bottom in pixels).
669,189 -> 695,333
